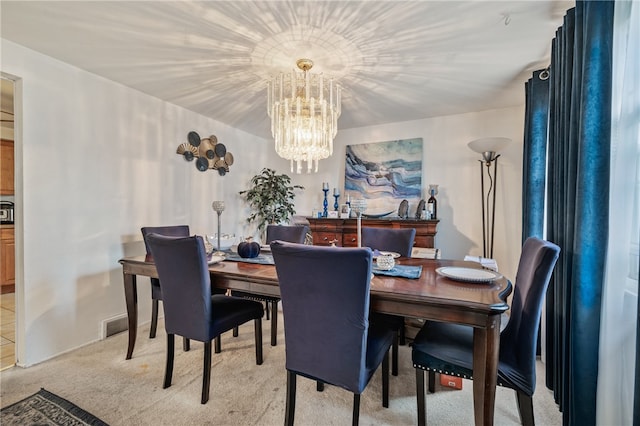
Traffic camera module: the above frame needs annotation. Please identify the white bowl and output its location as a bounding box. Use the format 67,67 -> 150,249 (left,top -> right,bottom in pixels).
207,235 -> 235,251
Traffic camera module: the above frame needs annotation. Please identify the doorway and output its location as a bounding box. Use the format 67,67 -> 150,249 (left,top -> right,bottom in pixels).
0,76 -> 15,370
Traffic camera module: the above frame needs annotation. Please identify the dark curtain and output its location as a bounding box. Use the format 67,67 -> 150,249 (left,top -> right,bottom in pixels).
543,2 -> 614,425
522,69 -> 550,242
636,249 -> 640,426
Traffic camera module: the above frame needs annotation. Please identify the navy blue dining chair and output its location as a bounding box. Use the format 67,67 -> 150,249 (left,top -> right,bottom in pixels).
141,225 -> 189,342
146,233 -> 264,404
142,225 -> 227,352
271,241 -> 396,426
361,226 -> 416,258
361,226 -> 417,376
266,224 -> 310,245
412,237 -> 560,425
232,224 -> 310,346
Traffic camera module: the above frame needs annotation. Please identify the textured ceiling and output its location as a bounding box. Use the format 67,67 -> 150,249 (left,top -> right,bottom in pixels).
0,1 -> 571,139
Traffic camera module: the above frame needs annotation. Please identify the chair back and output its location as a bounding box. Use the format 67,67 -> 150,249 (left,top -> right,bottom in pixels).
146,233 -> 214,342
141,225 -> 190,297
266,224 -> 309,244
141,225 -> 190,259
361,227 -> 416,257
499,237 -> 560,393
271,241 -> 373,393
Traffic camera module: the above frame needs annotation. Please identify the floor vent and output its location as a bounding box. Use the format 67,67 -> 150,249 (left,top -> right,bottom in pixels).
103,315 -> 128,339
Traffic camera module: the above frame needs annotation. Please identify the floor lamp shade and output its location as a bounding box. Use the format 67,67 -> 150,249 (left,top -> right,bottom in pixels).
467,137 -> 511,258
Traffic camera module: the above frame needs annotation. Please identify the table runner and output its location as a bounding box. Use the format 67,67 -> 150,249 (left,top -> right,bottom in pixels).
372,265 -> 422,279
223,253 -> 275,265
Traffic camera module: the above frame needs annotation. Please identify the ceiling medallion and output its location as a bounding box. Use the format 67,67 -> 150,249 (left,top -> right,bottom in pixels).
267,58 -> 342,173
176,131 -> 233,175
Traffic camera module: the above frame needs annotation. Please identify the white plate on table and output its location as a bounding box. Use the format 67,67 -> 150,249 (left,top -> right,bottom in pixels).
207,255 -> 225,265
435,266 -> 502,283
372,251 -> 400,259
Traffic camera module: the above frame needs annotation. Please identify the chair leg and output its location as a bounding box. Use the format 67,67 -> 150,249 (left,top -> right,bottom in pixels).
352,393 -> 361,426
233,326 -> 239,337
163,334 -> 175,389
392,333 -> 399,376
382,351 -> 389,408
399,320 -> 406,345
428,371 -> 436,393
150,299 -> 159,338
316,381 -> 324,392
201,341 -> 212,404
183,337 -> 190,352
214,336 -> 221,353
270,300 -> 278,346
416,368 -> 426,426
515,391 -> 535,426
285,371 -> 296,426
254,318 -> 263,365
265,300 -> 270,320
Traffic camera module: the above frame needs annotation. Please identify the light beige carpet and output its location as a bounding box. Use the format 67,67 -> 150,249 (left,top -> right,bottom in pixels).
0,313 -> 561,425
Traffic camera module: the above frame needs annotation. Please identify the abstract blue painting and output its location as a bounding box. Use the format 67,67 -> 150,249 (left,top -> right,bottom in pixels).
345,138 -> 423,216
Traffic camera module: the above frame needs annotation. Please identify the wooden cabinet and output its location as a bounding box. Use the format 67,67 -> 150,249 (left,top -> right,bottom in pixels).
1,226 -> 15,292
307,218 -> 438,248
1,140 -> 14,195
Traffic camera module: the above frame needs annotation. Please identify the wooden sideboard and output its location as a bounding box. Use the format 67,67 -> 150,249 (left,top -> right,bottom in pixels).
307,217 -> 438,248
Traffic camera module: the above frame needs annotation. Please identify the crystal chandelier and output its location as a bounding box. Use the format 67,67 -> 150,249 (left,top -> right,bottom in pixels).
267,59 -> 341,173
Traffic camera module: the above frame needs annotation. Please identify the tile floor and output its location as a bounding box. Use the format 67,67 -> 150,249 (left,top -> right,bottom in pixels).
0,292 -> 15,370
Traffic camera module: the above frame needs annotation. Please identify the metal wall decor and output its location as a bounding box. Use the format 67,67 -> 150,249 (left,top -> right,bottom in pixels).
176,131 -> 234,175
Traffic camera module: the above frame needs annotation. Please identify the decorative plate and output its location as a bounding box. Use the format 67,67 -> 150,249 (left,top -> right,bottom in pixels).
362,211 -> 394,219
398,199 -> 409,219
207,255 -> 225,265
415,199 -> 426,219
435,266 -> 502,283
188,131 -> 201,147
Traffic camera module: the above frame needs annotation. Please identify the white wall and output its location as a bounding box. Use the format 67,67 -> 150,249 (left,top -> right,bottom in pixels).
3,38 -> 525,366
285,108 -> 525,282
2,40 -> 270,366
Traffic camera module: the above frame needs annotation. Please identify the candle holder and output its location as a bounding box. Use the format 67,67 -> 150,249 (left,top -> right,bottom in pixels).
211,201 -> 226,256
322,188 -> 329,217
351,198 -> 367,247
333,193 -> 340,211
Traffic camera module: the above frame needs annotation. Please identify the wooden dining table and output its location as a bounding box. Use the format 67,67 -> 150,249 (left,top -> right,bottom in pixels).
119,255 -> 511,426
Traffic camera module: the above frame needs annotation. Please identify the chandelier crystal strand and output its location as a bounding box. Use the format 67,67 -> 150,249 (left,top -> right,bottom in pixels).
268,59 -> 341,173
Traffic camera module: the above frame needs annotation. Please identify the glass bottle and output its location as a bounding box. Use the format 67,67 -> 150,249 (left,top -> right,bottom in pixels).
427,189 -> 437,220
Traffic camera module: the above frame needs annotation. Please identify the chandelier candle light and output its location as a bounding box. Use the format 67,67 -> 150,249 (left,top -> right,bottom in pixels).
268,59 -> 342,174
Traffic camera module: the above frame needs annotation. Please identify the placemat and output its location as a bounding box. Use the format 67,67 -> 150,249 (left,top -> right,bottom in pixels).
372,265 -> 422,279
224,253 -> 275,265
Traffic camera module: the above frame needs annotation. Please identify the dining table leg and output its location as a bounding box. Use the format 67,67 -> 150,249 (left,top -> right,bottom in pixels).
472,313 -> 501,425
123,272 -> 138,360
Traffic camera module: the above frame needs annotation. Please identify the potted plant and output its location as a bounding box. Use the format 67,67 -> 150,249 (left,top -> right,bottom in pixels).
239,168 -> 304,237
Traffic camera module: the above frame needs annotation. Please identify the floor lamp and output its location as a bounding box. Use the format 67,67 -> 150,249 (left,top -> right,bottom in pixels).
467,137 -> 510,259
